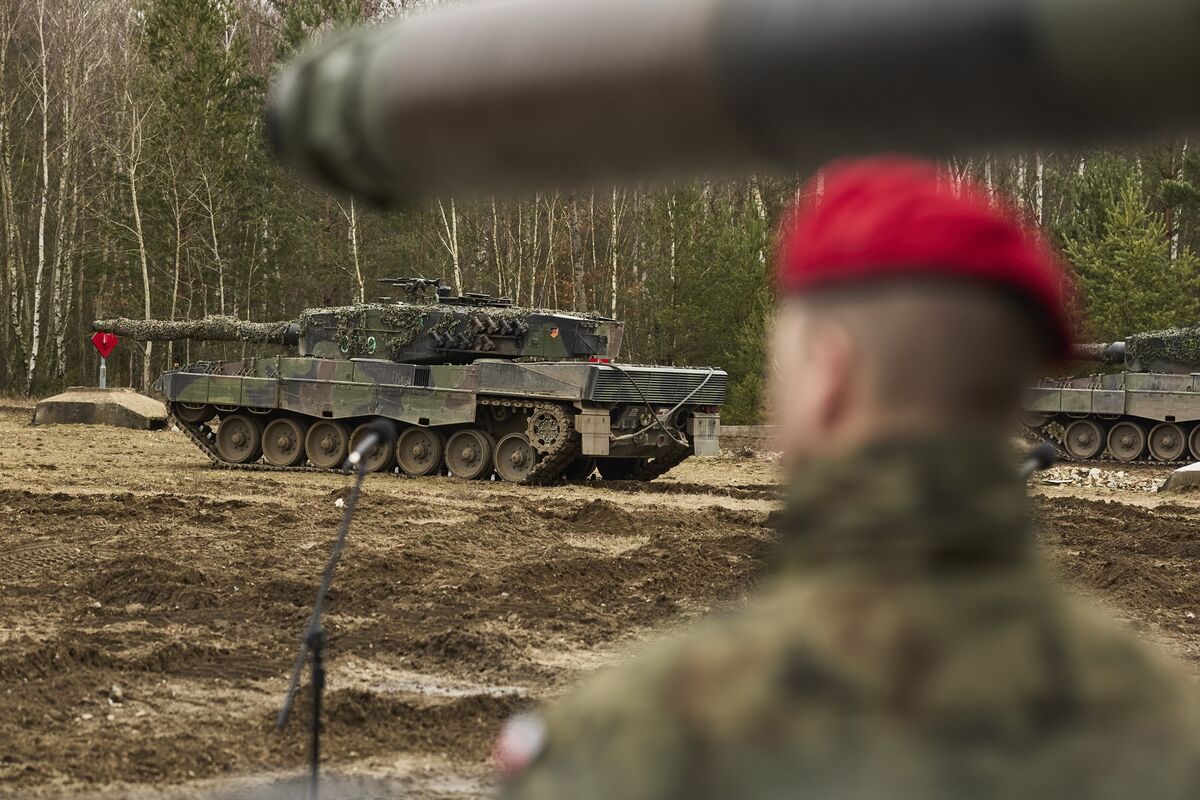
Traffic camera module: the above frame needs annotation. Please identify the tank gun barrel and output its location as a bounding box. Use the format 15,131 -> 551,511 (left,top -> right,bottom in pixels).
92,317 -> 300,346
267,0 -> 1200,203
1070,342 -> 1127,363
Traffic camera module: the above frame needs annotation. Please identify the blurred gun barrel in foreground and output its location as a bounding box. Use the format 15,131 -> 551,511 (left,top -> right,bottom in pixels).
267,0 -> 1200,204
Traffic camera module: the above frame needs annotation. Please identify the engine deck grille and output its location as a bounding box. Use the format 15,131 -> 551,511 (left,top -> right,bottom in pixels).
586,365 -> 727,405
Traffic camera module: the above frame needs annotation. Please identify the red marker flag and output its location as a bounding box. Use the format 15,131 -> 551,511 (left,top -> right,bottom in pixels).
91,331 -> 119,359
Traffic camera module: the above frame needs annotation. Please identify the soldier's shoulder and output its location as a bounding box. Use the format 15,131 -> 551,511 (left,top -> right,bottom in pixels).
1056,593 -> 1200,710
501,592 -> 823,799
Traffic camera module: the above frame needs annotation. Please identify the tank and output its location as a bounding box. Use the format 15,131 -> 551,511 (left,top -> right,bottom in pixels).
1023,326 -> 1200,463
93,279 -> 726,484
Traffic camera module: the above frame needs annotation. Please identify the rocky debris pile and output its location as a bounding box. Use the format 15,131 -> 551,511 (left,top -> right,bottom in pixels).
1035,465 -> 1163,493
92,316 -> 295,344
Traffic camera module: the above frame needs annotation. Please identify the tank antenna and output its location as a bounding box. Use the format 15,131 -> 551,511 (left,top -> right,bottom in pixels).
277,418 -> 392,799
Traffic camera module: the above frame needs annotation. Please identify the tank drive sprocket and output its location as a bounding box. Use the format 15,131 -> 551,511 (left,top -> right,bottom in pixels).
521,403 -> 581,486
527,404 -> 571,455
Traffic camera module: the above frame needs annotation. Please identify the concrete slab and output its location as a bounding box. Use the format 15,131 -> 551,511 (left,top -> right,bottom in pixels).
33,387 -> 167,430
1160,462 -> 1200,493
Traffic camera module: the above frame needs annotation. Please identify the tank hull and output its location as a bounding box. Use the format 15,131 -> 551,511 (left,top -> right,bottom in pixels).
1024,371 -> 1200,463
155,356 -> 725,482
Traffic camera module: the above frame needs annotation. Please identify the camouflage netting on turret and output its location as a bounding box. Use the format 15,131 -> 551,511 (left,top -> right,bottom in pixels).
1126,326 -> 1200,369
92,316 -> 296,344
303,302 -> 605,360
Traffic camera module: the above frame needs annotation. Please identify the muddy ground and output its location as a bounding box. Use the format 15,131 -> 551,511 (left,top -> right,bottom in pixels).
1,401 -> 1198,798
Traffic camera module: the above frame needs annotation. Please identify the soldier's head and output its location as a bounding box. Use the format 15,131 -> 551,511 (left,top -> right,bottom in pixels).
770,158 -> 1072,462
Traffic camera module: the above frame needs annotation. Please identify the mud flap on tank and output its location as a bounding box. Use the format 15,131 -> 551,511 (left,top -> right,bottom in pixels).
689,413 -> 721,457
576,410 -> 611,456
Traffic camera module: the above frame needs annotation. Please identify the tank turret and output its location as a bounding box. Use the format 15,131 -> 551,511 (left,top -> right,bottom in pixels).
94,279 -> 623,365
96,280 -> 724,485
1071,327 -> 1200,374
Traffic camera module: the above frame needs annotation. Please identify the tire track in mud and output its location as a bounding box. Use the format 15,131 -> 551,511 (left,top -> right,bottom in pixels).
0,463 -> 781,794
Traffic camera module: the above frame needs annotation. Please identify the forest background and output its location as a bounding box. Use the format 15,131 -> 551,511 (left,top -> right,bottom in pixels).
3,0 -> 1198,423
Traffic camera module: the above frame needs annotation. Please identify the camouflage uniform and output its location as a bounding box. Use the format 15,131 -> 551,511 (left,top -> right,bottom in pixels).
503,437 -> 1200,800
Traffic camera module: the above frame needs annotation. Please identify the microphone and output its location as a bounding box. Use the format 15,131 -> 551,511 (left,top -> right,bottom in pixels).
280,415 -> 396,795
1020,442 -> 1058,480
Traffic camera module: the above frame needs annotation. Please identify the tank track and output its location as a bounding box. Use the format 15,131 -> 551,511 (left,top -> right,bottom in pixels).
522,403 -> 582,486
626,442 -> 693,481
171,413 -> 349,475
170,402 -> 583,484
1024,424 -> 1192,468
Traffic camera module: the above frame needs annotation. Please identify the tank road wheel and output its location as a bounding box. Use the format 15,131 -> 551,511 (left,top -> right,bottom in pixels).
1062,419 -> 1104,461
1148,422 -> 1187,463
494,433 -> 539,483
527,405 -> 571,455
446,429 -> 494,480
263,417 -> 309,467
396,428 -> 445,477
1019,410 -> 1053,430
305,420 -> 350,470
216,414 -> 263,464
597,457 -> 642,480
351,422 -> 396,473
1189,426 -> 1200,462
564,457 -> 596,482
174,403 -> 215,425
1106,421 -> 1147,462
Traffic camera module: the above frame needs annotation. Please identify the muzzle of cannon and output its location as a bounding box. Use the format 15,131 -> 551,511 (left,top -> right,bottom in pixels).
266,0 -> 1200,203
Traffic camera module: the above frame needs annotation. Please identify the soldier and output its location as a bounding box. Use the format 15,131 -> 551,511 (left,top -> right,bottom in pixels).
497,157 -> 1200,799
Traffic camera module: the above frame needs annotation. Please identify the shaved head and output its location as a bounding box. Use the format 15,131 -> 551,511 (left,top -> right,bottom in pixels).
770,282 -> 1047,463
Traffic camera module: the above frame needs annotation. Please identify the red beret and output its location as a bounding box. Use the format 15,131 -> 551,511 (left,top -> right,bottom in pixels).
777,157 -> 1073,355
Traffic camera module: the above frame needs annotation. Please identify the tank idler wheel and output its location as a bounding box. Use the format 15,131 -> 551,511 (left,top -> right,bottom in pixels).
1148,422 -> 1187,462
1062,419 -> 1104,461
1019,410 -> 1053,430
351,421 -> 397,473
396,427 -> 445,477
216,414 -> 264,464
305,420 -> 350,470
564,457 -> 596,482
263,417 -> 309,467
494,432 -> 539,483
597,457 -> 643,481
446,429 -> 495,480
1106,420 -> 1147,463
174,403 -> 216,425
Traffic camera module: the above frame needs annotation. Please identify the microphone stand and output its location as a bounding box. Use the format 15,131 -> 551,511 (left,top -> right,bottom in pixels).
277,430 -> 381,800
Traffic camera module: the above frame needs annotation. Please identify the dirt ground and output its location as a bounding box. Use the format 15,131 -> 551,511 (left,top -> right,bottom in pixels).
1,401 -> 1199,798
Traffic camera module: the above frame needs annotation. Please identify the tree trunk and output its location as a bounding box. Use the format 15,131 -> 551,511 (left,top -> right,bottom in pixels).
569,196 -> 583,311
1035,152 -> 1045,225
24,0 -> 50,393
610,187 -> 619,317
168,176 -> 184,367
348,198 -> 363,303
1172,139 -> 1188,261
124,96 -> 153,391
436,197 -> 462,293
49,91 -> 74,387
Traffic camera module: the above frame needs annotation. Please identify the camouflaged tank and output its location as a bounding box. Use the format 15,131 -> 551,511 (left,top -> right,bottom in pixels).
93,279 -> 725,484
1023,325 -> 1200,464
